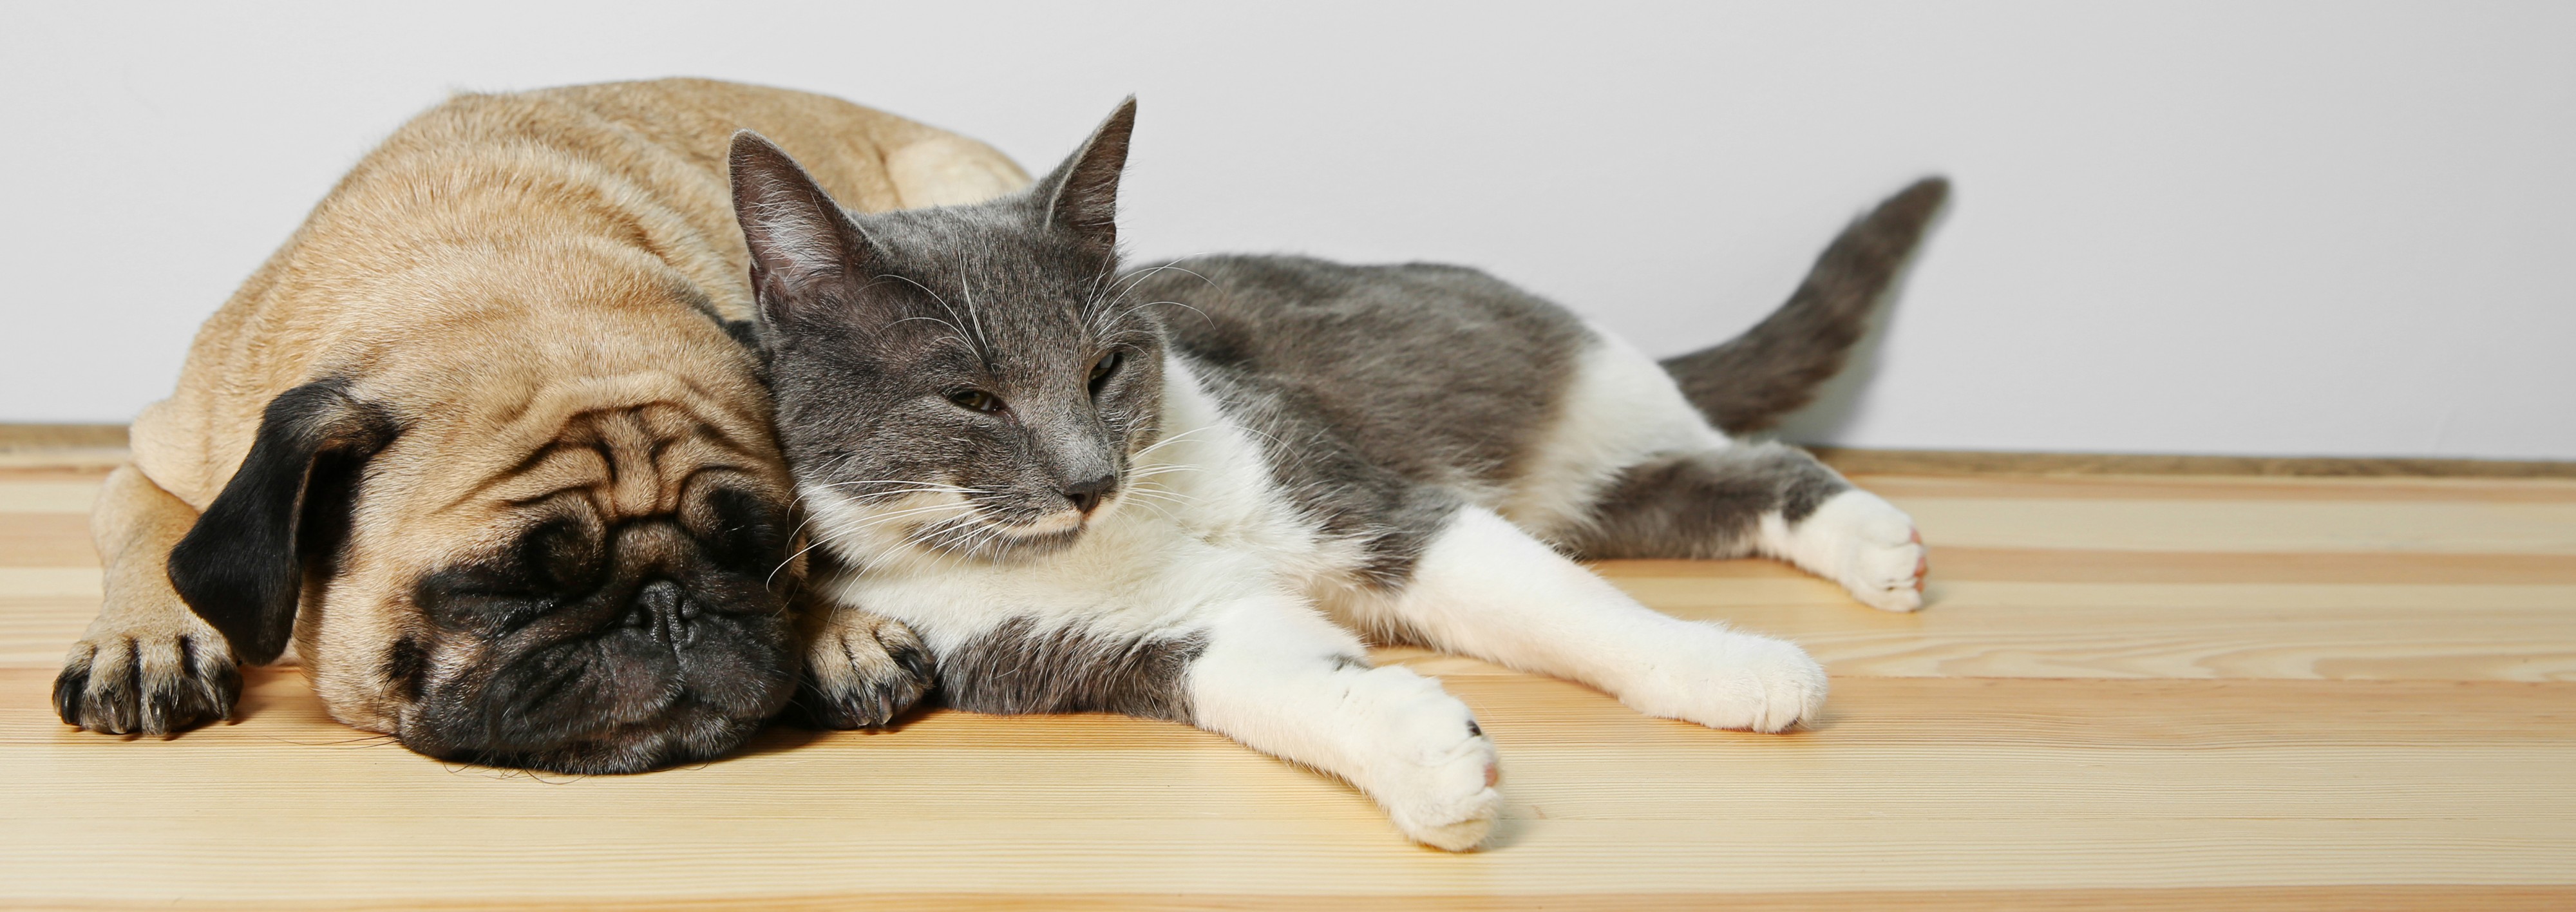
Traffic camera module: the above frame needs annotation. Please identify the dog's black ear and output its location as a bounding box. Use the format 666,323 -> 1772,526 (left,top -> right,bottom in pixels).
169,380 -> 398,664
728,130 -> 880,328
1034,97 -> 1136,256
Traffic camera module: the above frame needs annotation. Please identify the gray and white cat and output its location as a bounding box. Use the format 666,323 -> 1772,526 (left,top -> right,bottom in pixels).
728,100 -> 1945,850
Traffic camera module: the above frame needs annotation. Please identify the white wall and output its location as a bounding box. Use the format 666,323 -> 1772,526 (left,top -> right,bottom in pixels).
5,1 -> 2570,459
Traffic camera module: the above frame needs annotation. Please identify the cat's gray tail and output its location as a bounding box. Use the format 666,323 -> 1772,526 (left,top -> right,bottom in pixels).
1659,176 -> 1949,435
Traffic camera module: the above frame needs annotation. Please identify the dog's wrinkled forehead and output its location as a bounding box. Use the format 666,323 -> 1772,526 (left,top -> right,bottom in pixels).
401,385 -> 782,516
495,405 -> 750,516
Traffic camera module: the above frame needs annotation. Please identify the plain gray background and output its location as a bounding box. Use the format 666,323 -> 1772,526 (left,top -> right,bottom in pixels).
5,1 -> 2570,459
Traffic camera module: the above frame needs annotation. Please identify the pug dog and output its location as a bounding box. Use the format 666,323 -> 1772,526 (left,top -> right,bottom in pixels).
52,79 -> 1029,773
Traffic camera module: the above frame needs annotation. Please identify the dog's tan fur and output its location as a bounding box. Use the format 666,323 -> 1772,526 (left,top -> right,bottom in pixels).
60,79 -> 1028,754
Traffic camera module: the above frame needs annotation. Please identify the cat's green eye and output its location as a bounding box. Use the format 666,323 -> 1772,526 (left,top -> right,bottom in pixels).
1088,352 -> 1121,392
948,390 -> 1003,413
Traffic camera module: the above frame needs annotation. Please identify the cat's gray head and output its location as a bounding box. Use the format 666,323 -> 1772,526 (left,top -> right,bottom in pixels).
727,100 -> 1160,564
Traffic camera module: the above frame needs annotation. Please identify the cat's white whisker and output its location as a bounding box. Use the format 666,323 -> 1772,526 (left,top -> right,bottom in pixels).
884,315 -> 957,330
886,315 -> 976,351
814,480 -> 983,497
1119,486 -> 1199,507
1122,463 -> 1204,480
768,536 -> 835,586
1099,296 -> 1208,332
1128,426 -> 1217,459
875,271 -> 987,358
1081,257 -> 1219,332
840,501 -> 979,532
779,496 -> 981,578
958,265 -> 992,350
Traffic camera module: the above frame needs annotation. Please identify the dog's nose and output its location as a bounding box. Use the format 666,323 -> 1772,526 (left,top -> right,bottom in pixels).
1063,474 -> 1116,515
629,579 -> 697,645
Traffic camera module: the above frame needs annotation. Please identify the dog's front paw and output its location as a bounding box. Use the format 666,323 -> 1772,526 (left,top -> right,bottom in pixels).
1617,625 -> 1827,734
1351,667 -> 1503,851
791,609 -> 933,728
1803,489 -> 1927,613
55,616 -> 242,736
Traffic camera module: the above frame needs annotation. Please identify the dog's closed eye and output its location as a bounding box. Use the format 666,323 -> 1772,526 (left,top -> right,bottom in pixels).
688,484 -> 791,568
517,518 -> 604,593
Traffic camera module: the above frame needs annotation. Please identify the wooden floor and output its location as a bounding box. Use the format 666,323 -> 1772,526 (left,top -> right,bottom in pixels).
3,455 -> 2573,909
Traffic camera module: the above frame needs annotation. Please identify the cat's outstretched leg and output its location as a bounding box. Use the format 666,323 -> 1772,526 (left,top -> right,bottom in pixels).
1349,506 -> 1828,732
1566,441 -> 1927,612
1184,598 -> 1502,851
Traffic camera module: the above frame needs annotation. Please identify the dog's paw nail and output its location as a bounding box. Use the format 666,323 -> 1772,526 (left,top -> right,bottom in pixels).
794,614 -> 934,729
55,631 -> 240,736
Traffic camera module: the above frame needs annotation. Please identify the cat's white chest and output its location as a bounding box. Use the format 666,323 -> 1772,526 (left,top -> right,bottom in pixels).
1126,359 -> 1329,558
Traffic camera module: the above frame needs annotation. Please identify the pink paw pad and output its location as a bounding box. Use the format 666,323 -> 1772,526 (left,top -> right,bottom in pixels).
1909,529 -> 1929,591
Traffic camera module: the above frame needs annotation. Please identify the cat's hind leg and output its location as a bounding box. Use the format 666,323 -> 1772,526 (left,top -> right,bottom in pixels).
1184,598 -> 1503,851
1343,506 -> 1827,733
1567,441 -> 1927,612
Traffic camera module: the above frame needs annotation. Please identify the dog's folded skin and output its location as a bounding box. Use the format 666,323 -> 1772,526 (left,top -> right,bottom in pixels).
52,79 -> 1031,772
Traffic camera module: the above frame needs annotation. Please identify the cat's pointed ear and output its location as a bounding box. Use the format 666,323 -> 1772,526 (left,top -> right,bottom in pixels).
729,131 -> 876,325
1036,97 -> 1137,256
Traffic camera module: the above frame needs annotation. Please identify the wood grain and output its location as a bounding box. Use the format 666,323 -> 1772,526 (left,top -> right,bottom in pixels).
1894,497 -> 2576,553
16,887 -> 2576,911
0,479 -> 102,514
0,511 -> 96,566
1919,547 -> 2576,585
0,423 -> 124,450
1852,473 -> 2576,503
5,669 -> 2573,904
3,462 -> 2571,907
1812,444 -> 2576,479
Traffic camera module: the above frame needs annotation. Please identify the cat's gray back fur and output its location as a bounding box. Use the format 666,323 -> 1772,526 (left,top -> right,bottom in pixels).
1126,254 -> 1591,582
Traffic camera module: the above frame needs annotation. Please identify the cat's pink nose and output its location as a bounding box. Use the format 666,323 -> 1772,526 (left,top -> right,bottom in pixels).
1485,762 -> 1501,787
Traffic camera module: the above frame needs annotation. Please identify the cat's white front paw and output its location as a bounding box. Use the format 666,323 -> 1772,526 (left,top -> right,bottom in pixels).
1350,667 -> 1502,851
1616,626 -> 1827,733
1794,489 -> 1927,613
